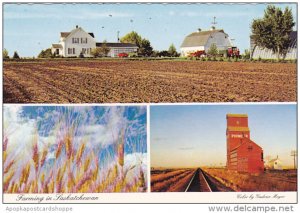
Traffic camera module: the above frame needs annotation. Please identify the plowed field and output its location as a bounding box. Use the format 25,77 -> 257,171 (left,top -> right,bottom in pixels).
3,60 -> 297,103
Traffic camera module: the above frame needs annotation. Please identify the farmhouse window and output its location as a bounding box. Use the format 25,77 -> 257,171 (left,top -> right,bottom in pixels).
56,49 -> 59,55
73,48 -> 75,54
72,38 -> 79,44
68,48 -> 72,54
81,38 -> 88,44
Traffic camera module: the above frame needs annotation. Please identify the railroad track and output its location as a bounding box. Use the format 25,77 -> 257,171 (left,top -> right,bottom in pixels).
185,168 -> 212,192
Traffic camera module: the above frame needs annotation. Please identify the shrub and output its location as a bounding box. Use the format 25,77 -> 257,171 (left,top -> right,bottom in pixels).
38,48 -> 53,58
208,43 -> 218,57
12,51 -> 20,59
3,48 -> 9,59
243,49 -> 251,59
90,48 -> 101,58
128,52 -> 138,58
79,52 -> 84,58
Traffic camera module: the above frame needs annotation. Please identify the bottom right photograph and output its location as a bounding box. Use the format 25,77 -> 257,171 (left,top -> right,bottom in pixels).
150,104 -> 297,192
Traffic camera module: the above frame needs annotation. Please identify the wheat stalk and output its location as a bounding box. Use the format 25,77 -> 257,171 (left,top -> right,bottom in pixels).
76,143 -> 85,166
40,148 -> 48,168
55,140 -> 63,159
4,159 -> 15,174
65,134 -> 73,158
20,163 -> 30,186
32,142 -> 39,173
4,171 -> 15,192
3,136 -> 8,163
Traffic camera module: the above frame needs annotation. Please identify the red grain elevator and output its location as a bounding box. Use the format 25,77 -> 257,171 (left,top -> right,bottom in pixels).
226,114 -> 264,174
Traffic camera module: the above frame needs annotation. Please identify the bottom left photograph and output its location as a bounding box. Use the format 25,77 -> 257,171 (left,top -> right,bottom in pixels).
3,105 -> 147,193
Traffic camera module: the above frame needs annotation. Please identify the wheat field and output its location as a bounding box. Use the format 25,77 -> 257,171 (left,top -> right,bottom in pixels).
3,106 -> 147,193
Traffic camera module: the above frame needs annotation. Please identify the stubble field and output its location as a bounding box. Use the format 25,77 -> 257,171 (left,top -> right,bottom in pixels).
3,60 -> 297,103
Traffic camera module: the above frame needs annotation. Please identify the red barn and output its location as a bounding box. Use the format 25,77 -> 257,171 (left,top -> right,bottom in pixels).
226,114 -> 264,174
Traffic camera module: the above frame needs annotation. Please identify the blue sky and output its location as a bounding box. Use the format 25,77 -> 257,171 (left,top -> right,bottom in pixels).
3,105 -> 147,168
3,3 -> 297,57
150,104 -> 297,168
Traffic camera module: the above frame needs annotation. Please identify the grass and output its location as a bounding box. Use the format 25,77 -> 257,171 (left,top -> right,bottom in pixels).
203,168 -> 297,192
3,106 -> 147,193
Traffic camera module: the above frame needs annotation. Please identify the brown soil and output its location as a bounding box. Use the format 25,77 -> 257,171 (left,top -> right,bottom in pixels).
3,60 -> 297,103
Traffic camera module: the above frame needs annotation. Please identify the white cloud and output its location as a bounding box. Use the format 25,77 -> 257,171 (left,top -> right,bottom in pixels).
3,106 -> 37,168
124,152 -> 147,182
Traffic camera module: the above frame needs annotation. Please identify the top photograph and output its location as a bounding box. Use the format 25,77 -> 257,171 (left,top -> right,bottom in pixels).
3,3 -> 297,103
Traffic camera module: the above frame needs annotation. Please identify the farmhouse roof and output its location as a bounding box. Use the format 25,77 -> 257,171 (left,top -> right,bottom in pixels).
60,32 -> 95,38
96,42 -> 138,48
181,29 -> 227,48
52,44 -> 63,48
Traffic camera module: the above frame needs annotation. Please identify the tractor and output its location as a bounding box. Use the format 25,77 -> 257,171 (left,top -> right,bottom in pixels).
227,47 -> 240,58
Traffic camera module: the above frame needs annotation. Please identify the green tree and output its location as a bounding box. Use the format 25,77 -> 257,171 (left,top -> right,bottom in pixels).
120,31 -> 153,57
208,43 -> 218,57
120,31 -> 142,47
168,43 -> 178,57
138,39 -> 153,57
38,48 -> 53,58
3,48 -> 9,59
251,5 -> 295,60
13,51 -> 20,59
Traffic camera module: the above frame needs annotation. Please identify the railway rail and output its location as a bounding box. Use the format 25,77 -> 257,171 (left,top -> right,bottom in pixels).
185,169 -> 212,192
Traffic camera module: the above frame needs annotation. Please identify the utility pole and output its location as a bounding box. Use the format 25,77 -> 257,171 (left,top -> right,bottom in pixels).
291,150 -> 297,169
117,31 -> 120,42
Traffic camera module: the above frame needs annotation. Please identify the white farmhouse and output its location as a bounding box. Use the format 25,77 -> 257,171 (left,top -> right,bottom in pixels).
180,27 -> 233,57
51,26 -> 138,58
265,156 -> 283,170
51,25 -> 96,57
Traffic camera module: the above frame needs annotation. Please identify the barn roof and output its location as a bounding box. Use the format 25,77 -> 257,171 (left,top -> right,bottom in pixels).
181,29 -> 226,48
96,42 -> 138,48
